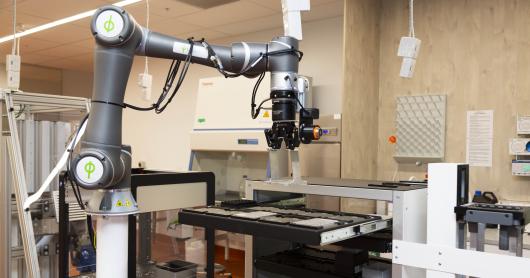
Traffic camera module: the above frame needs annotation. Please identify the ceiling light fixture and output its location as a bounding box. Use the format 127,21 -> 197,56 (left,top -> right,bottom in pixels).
0,0 -> 143,44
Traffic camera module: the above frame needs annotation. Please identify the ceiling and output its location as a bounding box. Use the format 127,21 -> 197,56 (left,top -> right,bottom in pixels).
0,0 -> 343,72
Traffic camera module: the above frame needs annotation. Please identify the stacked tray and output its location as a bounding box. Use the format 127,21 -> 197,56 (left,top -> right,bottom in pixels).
179,206 -> 391,245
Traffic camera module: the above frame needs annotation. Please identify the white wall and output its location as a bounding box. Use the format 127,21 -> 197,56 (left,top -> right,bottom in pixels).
123,16 -> 344,171
0,63 -> 63,94
0,65 -> 5,88
62,69 -> 93,98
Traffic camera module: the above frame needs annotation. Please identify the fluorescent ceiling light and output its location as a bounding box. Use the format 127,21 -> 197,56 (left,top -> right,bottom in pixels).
0,0 -> 142,44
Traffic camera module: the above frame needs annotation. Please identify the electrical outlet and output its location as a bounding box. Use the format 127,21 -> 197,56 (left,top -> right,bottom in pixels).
6,54 -> 21,90
7,70 -> 20,90
397,36 -> 421,59
138,73 -> 152,101
399,57 -> 416,78
6,54 -> 21,71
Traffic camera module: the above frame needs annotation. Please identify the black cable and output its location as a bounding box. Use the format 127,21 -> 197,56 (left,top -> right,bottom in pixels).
154,39 -> 194,114
123,103 -> 156,111
117,38 -> 303,115
122,38 -> 196,113
251,72 -> 266,119
15,104 -> 25,118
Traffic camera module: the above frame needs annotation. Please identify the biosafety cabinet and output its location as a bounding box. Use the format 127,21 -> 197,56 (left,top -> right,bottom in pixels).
189,74 -> 316,200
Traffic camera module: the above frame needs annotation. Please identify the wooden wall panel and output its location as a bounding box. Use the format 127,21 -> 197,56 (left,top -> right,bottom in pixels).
376,0 -> 530,201
341,0 -> 382,180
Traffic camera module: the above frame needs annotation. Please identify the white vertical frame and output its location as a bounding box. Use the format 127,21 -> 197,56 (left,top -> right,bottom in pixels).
392,188 -> 428,278
426,163 -> 460,278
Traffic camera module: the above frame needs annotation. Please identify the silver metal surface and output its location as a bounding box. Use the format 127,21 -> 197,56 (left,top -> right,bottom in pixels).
0,89 -> 88,111
476,222 -> 486,252
247,179 -> 394,201
33,218 -> 59,235
0,89 -> 89,278
86,188 -> 139,215
0,103 -> 10,278
4,92 -> 41,278
391,188 -> 427,278
320,217 -> 391,245
270,72 -> 297,91
289,150 -> 305,184
268,148 -> 290,180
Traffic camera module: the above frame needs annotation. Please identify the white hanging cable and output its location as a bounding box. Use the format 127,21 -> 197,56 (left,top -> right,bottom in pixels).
144,0 -> 150,74
11,0 -> 16,54
409,0 -> 414,37
23,119 -> 89,210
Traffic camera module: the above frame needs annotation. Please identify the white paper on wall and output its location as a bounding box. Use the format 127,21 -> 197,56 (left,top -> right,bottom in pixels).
466,110 -> 494,167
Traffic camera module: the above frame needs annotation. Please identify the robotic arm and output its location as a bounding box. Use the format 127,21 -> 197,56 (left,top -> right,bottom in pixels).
71,5 -> 321,207
68,4 -> 319,277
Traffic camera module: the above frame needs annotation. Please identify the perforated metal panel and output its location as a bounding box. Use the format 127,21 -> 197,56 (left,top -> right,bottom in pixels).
394,95 -> 446,162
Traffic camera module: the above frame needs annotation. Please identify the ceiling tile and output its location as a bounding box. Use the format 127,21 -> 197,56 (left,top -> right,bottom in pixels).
30,24 -> 92,44
178,1 -> 277,28
0,0 -> 30,9
245,0 -> 340,11
0,10 -> 49,37
178,29 -> 230,41
71,16 -> 94,29
14,0 -> 107,21
213,14 -> 283,36
127,0 -> 201,20
0,43 -> 12,62
0,0 -> 344,72
71,1 -> 203,32
0,37 -> 59,56
149,17 -> 204,37
29,44 -> 93,58
244,0 -> 281,11
18,37 -> 62,53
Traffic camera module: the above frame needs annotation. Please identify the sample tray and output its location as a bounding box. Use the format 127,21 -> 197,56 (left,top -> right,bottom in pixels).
179,206 -> 391,245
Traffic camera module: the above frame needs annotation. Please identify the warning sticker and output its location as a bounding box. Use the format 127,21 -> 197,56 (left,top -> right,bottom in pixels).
263,111 -> 270,118
116,200 -> 123,207
125,199 -> 132,208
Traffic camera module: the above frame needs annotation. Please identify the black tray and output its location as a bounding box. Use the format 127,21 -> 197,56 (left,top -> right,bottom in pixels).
179,206 -> 391,245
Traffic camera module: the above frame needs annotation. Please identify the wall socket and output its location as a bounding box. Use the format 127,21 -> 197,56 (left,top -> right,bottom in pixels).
6,54 -> 21,90
138,73 -> 153,101
397,37 -> 421,78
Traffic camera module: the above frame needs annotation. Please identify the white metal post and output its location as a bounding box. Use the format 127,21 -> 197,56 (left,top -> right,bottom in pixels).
426,163 -> 462,278
392,188 -> 428,278
96,215 -> 129,278
0,102 -> 11,278
4,93 -> 41,278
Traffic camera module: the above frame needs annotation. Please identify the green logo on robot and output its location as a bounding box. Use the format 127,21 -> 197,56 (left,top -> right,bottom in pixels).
84,161 -> 96,179
104,15 -> 115,33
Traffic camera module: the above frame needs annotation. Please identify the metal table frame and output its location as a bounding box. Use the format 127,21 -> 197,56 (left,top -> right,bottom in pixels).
0,89 -> 89,278
244,178 -> 428,278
